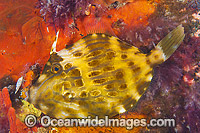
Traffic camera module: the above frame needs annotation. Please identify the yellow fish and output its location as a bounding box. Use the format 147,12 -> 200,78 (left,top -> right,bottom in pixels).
29,25 -> 185,119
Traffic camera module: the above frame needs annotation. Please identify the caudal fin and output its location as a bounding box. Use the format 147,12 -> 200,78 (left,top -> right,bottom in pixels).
156,25 -> 185,61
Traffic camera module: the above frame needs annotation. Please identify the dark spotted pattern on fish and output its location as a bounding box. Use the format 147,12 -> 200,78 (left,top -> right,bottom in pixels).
29,25 -> 185,119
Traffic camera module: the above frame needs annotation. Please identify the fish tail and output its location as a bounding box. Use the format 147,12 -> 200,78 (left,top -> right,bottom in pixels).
148,25 -> 185,66
156,25 -> 185,61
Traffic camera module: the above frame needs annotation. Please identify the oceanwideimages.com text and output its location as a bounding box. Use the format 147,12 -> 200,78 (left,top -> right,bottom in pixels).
25,115 -> 175,130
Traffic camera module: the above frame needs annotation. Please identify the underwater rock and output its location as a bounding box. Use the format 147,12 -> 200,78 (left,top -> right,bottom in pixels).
136,36 -> 200,132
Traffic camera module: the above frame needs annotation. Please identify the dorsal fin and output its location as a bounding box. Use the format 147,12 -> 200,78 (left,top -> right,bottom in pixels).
50,30 -> 59,55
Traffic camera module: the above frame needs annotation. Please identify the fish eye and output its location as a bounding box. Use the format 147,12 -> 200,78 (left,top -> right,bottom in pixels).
54,67 -> 59,71
51,64 -> 62,73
